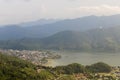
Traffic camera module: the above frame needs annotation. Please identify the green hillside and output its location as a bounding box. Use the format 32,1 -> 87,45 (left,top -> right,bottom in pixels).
0,53 -> 55,80
0,53 -> 112,80
1,26 -> 120,52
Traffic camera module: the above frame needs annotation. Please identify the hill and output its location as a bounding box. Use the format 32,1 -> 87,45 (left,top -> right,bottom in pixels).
0,26 -> 120,52
0,53 -> 56,80
38,26 -> 120,52
0,53 -> 112,80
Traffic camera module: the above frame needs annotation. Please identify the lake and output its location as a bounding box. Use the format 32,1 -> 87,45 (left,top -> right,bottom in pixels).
49,51 -> 120,67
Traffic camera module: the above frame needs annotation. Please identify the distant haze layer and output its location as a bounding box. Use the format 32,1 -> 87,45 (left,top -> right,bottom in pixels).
0,0 -> 120,25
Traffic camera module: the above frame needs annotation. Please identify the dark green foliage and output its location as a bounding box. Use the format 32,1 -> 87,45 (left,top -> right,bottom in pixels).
38,70 -> 55,80
53,62 -> 112,75
0,53 -> 54,80
53,63 -> 86,74
86,62 -> 112,73
65,63 -> 86,74
57,75 -> 75,80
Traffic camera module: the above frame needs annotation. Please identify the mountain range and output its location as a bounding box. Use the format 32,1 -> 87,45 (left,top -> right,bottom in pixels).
1,14 -> 120,52
0,26 -> 120,52
1,14 -> 120,40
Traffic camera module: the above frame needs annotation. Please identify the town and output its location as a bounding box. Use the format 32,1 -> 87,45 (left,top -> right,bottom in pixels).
0,49 -> 61,65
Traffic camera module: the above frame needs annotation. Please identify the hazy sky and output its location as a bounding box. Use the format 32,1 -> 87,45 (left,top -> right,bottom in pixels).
0,0 -> 120,25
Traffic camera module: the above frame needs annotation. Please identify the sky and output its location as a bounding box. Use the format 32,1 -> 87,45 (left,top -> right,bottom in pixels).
0,0 -> 120,25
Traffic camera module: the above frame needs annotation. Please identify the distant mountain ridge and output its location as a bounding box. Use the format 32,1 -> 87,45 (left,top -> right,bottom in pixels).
1,26 -> 120,52
37,26 -> 120,52
19,19 -> 59,27
1,14 -> 120,40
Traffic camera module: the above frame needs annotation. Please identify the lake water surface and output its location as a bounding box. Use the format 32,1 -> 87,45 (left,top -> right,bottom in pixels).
50,51 -> 120,67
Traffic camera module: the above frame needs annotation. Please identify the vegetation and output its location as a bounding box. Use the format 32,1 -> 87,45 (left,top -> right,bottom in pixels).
57,75 -> 75,80
0,53 -> 112,80
53,63 -> 86,74
86,62 -> 112,73
1,26 -> 120,52
0,53 -> 54,80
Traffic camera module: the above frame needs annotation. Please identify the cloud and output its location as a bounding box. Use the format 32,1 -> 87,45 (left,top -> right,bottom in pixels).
0,0 -> 120,25
0,0 -> 44,25
67,0 -> 78,1
76,5 -> 120,11
4,0 -> 31,2
67,5 -> 120,17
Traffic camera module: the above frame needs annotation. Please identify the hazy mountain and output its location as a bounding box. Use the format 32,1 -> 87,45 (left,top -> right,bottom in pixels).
25,14 -> 120,38
20,19 -> 59,27
37,26 -> 120,52
0,25 -> 26,40
1,26 -> 120,52
1,14 -> 120,40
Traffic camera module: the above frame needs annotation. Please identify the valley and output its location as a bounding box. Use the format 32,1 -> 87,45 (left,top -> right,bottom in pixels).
1,0 -> 120,79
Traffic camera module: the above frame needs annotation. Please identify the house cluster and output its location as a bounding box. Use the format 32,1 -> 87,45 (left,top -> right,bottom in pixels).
94,66 -> 120,80
0,49 -> 61,65
73,73 -> 88,80
73,67 -> 120,80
